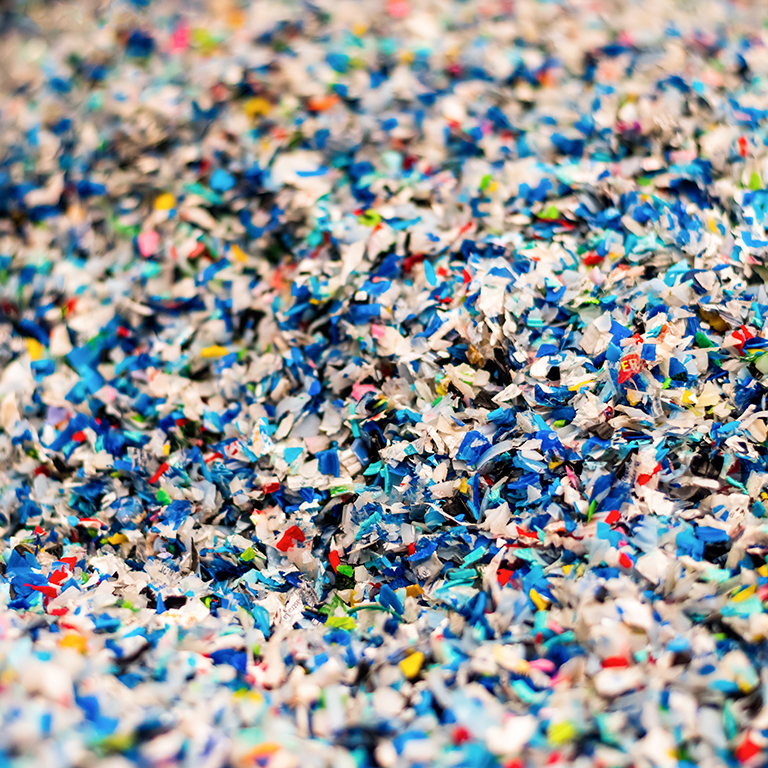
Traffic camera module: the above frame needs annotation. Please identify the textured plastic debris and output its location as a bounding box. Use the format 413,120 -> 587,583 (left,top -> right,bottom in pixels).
0,0 -> 768,767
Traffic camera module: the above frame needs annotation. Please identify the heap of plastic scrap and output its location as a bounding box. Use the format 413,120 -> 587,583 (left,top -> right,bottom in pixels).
3,0 -> 768,765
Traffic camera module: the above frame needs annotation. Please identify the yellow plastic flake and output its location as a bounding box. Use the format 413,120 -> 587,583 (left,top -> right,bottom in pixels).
106,533 -> 129,545
399,651 -> 424,679
737,673 -> 757,693
626,389 -> 642,406
732,585 -> 756,602
192,28 -> 218,54
511,659 -> 530,676
758,565 -> 768,578
154,193 -> 176,210
201,345 -> 229,358
405,584 -> 423,598
163,443 -> 170,456
562,564 -> 573,575
459,479 -> 468,494
244,97 -> 272,117
352,22 -> 368,36
59,634 -> 87,653
568,376 -> 595,391
682,390 -> 695,406
529,588 -> 550,611
548,720 -> 577,745
231,244 -> 248,262
27,338 -> 43,360
326,616 -> 355,630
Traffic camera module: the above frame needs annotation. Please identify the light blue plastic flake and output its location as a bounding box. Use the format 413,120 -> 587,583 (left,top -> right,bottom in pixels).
463,547 -> 485,565
209,168 -> 235,192
284,447 -> 303,464
424,260 -> 437,287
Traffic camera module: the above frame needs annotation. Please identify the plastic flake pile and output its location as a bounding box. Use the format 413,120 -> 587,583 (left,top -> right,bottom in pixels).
8,0 -> 768,765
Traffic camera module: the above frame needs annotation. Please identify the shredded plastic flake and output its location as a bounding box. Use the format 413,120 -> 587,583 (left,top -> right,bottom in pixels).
4,0 -> 768,766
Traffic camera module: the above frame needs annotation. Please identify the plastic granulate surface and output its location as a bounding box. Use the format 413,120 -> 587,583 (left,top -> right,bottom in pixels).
2,0 -> 768,766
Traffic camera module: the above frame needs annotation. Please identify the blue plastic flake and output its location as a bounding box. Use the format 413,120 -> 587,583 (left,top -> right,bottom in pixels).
456,431 -> 491,465
317,449 -> 341,477
209,169 -> 236,192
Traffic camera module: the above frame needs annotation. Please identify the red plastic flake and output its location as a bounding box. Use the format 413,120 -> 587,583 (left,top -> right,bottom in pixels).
638,463 -> 661,485
275,525 -> 306,552
148,462 -> 169,483
451,726 -> 471,745
618,353 -> 642,384
329,550 -> 340,572
619,552 -> 633,569
77,517 -> 104,528
402,253 -> 426,273
735,735 -> 760,763
48,568 -> 69,585
497,568 -> 514,586
733,325 -> 755,355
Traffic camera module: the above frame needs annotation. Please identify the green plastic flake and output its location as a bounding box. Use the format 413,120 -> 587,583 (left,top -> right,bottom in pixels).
156,489 -> 171,505
336,564 -> 354,578
695,330 -> 716,348
240,547 -> 256,562
539,204 -> 560,220
358,210 -> 381,226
